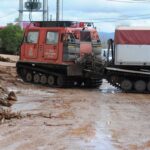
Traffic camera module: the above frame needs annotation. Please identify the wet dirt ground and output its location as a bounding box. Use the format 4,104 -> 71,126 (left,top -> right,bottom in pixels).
0,55 -> 150,150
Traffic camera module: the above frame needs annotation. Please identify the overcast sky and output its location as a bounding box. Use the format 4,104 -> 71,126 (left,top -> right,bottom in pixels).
0,0 -> 150,32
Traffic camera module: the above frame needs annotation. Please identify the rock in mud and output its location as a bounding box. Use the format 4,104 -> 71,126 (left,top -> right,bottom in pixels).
7,91 -> 17,101
0,88 -> 17,107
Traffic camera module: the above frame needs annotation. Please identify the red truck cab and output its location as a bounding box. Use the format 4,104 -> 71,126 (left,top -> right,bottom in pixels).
17,21 -> 102,87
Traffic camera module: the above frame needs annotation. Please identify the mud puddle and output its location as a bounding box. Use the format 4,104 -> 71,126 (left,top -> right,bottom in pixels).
99,80 -> 121,94
89,132 -> 115,150
7,86 -> 57,112
99,87 -> 120,94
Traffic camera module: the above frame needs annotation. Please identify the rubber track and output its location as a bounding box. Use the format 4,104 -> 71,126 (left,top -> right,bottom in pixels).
105,69 -> 150,93
17,63 -> 102,88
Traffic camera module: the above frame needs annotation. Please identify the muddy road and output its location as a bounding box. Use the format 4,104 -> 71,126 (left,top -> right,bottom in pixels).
0,55 -> 150,150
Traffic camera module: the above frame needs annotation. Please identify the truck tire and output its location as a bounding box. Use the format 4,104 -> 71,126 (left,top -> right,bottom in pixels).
26,72 -> 33,82
48,75 -> 55,86
57,76 -> 64,87
121,79 -> 132,91
33,74 -> 40,84
147,81 -> 150,92
134,80 -> 146,92
40,75 -> 47,85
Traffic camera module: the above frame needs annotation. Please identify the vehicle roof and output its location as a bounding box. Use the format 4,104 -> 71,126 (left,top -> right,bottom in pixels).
116,26 -> 150,30
115,27 -> 150,44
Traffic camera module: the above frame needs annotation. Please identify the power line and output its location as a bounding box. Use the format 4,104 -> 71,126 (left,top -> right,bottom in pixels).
106,0 -> 150,3
0,11 -> 18,20
69,13 -> 150,23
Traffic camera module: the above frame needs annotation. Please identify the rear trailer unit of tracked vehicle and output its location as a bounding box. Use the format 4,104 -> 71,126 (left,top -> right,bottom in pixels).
105,27 -> 150,93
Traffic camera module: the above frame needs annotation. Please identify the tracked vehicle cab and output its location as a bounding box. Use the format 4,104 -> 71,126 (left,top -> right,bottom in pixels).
17,21 -> 103,87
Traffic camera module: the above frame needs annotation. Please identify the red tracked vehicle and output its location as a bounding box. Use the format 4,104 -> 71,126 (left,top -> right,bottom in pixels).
16,21 -> 103,87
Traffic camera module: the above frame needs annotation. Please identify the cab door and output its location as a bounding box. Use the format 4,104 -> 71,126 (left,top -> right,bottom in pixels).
43,31 -> 59,61
24,30 -> 39,59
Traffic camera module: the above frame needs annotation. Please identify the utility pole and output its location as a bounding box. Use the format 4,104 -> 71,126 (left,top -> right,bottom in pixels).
62,0 -> 63,20
43,0 -> 48,21
56,0 -> 60,21
47,0 -> 49,21
18,0 -> 48,27
19,0 -> 23,27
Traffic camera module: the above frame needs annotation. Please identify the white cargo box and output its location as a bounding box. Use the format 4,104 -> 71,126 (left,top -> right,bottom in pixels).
114,27 -> 150,66
115,45 -> 150,66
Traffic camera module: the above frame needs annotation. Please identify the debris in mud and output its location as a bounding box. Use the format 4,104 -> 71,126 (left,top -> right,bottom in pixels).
0,85 -> 8,96
0,91 -> 17,107
69,124 -> 96,139
0,56 -> 14,63
44,122 -> 72,127
0,109 -> 22,124
57,111 -> 75,119
0,99 -> 12,107
26,112 -> 52,119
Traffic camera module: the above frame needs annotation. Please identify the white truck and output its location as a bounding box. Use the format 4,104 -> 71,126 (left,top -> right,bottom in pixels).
104,27 -> 150,93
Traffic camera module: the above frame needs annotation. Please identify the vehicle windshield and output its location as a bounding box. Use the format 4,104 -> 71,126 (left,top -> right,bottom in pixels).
80,31 -> 91,42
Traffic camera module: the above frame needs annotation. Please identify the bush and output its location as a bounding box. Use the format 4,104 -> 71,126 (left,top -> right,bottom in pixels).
0,25 -> 23,54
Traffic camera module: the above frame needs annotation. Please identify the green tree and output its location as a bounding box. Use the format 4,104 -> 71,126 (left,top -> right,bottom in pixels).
0,25 -> 23,54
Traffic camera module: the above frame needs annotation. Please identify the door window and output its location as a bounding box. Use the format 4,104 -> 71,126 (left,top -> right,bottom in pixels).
27,31 -> 39,43
46,32 -> 58,44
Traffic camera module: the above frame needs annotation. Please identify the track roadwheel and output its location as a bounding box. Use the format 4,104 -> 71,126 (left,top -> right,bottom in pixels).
76,81 -> 83,87
33,74 -> 40,84
134,80 -> 146,93
57,76 -> 64,87
147,81 -> 150,92
20,69 -> 27,80
121,79 -> 132,91
40,75 -> 47,85
84,80 -> 91,88
48,75 -> 55,86
26,72 -> 32,82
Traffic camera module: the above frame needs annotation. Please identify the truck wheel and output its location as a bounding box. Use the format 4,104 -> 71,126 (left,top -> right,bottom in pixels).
40,75 -> 47,85
26,72 -> 32,82
134,80 -> 146,92
20,68 -> 27,80
57,76 -> 64,87
147,81 -> 150,92
76,81 -> 83,87
121,79 -> 132,91
33,74 -> 40,84
48,75 -> 55,86
84,80 -> 92,88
